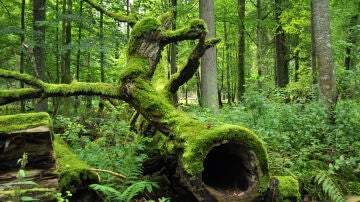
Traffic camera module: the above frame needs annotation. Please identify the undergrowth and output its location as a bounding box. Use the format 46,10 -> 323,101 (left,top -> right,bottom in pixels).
55,105 -> 159,201
182,92 -> 360,201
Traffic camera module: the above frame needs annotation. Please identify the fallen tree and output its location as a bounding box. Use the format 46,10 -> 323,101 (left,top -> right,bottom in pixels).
0,1 -> 298,201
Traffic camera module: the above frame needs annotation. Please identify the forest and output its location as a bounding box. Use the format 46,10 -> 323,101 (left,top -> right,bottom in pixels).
0,0 -> 359,201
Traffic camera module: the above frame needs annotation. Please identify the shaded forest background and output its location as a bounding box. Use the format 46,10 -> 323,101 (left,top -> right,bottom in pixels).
0,0 -> 360,201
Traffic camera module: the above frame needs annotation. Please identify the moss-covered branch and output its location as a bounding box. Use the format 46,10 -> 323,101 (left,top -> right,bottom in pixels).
0,69 -> 46,88
167,37 -> 221,94
0,69 -> 123,105
160,19 -> 208,45
83,0 -> 137,25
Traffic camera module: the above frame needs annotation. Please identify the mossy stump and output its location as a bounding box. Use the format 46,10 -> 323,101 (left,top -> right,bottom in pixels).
0,113 -> 100,202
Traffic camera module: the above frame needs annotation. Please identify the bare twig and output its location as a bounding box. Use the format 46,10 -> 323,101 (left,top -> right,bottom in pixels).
89,168 -> 126,179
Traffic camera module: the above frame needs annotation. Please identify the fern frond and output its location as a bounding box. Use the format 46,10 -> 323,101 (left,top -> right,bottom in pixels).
120,181 -> 159,202
314,171 -> 346,202
89,184 -> 121,201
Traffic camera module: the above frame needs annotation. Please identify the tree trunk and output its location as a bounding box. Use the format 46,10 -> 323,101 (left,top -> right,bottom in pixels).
312,0 -> 337,106
61,0 -> 72,116
200,0 -> 219,110
344,1 -> 360,70
274,0 -> 289,88
99,0 -> 105,112
256,0 -> 263,91
310,1 -> 318,84
224,21 -> 232,104
20,0 -> 26,112
237,0 -> 246,101
75,0 -> 83,113
33,0 -> 48,112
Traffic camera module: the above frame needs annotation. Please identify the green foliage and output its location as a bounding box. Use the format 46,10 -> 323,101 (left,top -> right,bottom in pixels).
314,171 -> 345,202
184,94 -> 360,200
56,106 -> 159,201
90,181 -> 159,202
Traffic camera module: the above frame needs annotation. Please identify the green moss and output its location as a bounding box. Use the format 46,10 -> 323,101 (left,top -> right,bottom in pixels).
0,112 -> 51,134
273,176 -> 301,202
0,187 -> 57,200
0,69 -> 46,88
180,124 -> 268,175
127,17 -> 162,56
54,135 -> 99,191
119,56 -> 149,82
0,88 -> 37,99
44,81 -> 119,97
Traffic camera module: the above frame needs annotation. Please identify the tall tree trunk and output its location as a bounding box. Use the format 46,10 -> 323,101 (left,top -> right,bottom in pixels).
98,0 -> 105,112
200,0 -> 219,110
33,0 -> 48,112
312,0 -> 337,106
256,0 -> 263,91
224,21 -> 231,104
237,0 -> 246,100
310,1 -> 317,84
294,50 -> 299,82
274,0 -> 289,88
20,0 -> 26,112
344,1 -> 360,70
75,0 -> 83,113
61,0 -> 72,116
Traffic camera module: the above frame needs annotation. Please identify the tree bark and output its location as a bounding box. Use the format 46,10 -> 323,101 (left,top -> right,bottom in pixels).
237,0 -> 246,101
20,0 -> 26,112
344,1 -> 360,70
200,0 -> 219,110
274,0 -> 289,88
312,0 -> 337,106
256,0 -> 263,91
33,0 -> 48,112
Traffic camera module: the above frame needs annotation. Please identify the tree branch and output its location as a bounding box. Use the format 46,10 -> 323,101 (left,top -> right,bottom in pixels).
167,37 -> 221,94
160,19 -> 208,45
83,0 -> 137,25
0,69 -> 124,105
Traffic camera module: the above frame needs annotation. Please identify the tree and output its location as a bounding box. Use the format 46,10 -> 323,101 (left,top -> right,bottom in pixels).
312,0 -> 337,106
344,0 -> 360,70
274,0 -> 289,88
0,0 -> 271,200
33,0 -> 48,112
61,0 -> 72,116
237,0 -> 245,100
199,0 -> 219,110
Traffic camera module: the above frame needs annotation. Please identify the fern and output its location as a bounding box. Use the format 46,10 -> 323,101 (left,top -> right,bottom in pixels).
90,181 -> 159,202
314,171 -> 346,202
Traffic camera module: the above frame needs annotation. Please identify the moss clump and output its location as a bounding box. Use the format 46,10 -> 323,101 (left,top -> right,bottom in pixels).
0,187 -> 57,201
0,112 -> 51,134
54,135 -> 99,191
127,17 -> 162,56
273,176 -> 301,202
44,81 -> 119,97
180,124 -> 268,175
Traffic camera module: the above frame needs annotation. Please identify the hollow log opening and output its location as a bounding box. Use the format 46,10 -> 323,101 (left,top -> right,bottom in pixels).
202,142 -> 260,199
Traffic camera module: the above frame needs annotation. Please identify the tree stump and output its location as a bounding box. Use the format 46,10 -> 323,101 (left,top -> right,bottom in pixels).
0,113 -> 100,201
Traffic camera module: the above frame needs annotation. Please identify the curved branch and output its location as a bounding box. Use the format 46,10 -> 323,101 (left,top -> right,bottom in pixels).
83,0 -> 137,25
160,19 -> 208,45
167,37 -> 221,94
0,69 -> 46,88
